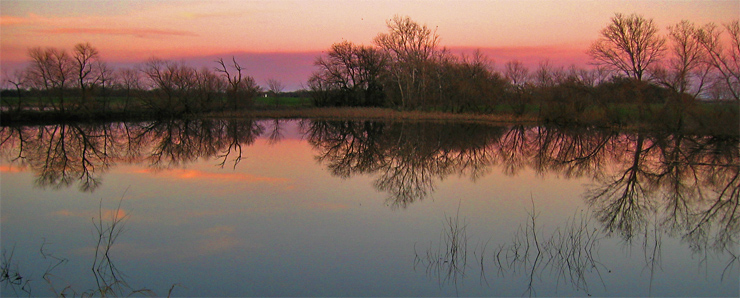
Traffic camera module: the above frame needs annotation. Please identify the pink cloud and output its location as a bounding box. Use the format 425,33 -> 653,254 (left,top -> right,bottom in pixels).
0,15 -> 32,26
36,27 -> 198,38
53,208 -> 128,220
449,46 -> 592,69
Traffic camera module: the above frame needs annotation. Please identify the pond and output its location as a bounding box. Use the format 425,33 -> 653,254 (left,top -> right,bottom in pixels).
1,119 -> 738,297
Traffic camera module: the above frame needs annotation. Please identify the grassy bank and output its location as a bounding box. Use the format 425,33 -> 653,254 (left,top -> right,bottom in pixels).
207,107 -> 539,124
2,97 -> 737,136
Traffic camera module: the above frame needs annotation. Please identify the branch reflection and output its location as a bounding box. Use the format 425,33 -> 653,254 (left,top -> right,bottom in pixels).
305,120 -> 504,208
1,120 -> 737,260
0,119 -> 266,191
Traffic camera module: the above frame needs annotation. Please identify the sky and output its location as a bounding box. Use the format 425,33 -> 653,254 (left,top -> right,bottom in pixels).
2,0 -> 738,90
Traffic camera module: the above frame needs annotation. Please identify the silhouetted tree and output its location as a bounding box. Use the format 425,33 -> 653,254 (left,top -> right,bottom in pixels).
215,57 -> 260,110
266,78 -> 285,107
3,69 -> 27,112
589,13 -> 666,81
27,47 -> 74,112
435,50 -> 505,112
693,20 -> 740,101
504,60 -> 531,116
653,20 -> 708,96
115,67 -> 142,112
72,42 -> 100,110
309,41 -> 386,107
374,15 -> 440,109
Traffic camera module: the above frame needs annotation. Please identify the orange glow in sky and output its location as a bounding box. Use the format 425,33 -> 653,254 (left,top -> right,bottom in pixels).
1,0 -> 738,89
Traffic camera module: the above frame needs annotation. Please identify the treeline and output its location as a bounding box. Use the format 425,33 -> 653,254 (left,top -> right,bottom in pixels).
1,45 -> 290,119
2,14 -> 738,126
308,14 -> 739,123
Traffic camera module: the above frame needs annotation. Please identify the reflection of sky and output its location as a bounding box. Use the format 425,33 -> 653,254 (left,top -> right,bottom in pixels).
1,123 -> 737,296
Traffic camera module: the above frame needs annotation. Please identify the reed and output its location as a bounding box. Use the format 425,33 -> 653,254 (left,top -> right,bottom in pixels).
414,200 -> 469,292
1,245 -> 31,296
1,192 -> 177,297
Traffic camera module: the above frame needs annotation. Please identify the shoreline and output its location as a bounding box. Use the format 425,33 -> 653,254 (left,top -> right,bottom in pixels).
207,107 -> 539,124
2,106 -> 738,136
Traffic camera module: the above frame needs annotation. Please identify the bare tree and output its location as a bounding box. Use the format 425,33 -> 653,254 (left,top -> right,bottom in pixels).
565,65 -> 608,87
504,60 -> 529,87
309,41 -> 387,107
27,47 -> 74,111
667,20 -> 707,95
96,61 -> 114,111
215,57 -> 260,110
3,69 -> 27,112
193,67 -> 224,111
651,20 -> 710,97
694,20 -> 740,101
589,13 -> 666,81
141,58 -> 177,111
115,68 -> 141,112
72,42 -> 100,109
504,60 -> 531,116
142,58 -> 209,113
533,59 -> 566,87
266,78 -> 285,107
374,15 -> 440,108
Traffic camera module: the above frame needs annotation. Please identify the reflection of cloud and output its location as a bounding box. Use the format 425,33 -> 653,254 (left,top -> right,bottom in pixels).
196,225 -> 242,255
36,28 -> 198,38
0,165 -> 24,173
136,168 -> 290,184
53,208 -> 128,220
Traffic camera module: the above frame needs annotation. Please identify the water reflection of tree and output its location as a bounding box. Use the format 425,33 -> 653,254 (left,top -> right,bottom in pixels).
126,119 -> 264,169
0,119 -> 266,191
305,120 -> 504,208
304,120 -> 738,278
587,133 -> 657,240
0,124 -> 118,191
2,120 -> 737,256
583,132 -> 740,254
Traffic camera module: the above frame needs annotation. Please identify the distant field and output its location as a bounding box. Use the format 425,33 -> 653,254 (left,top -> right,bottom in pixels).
0,95 -> 313,108
253,96 -> 312,107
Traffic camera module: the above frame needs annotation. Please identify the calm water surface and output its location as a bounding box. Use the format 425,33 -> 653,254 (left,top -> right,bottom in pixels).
1,119 -> 737,297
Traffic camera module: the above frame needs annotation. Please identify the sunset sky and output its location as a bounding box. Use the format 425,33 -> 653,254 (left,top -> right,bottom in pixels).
2,0 -> 738,90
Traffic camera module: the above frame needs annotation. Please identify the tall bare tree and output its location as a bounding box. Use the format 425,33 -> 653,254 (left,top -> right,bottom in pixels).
694,20 -> 740,101
653,20 -> 708,95
215,57 -> 260,110
96,61 -> 114,110
3,69 -> 27,112
504,60 -> 530,87
27,47 -> 74,111
589,13 -> 666,81
72,42 -> 100,109
310,41 -> 387,107
504,60 -> 531,115
115,68 -> 141,112
374,15 -> 440,108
